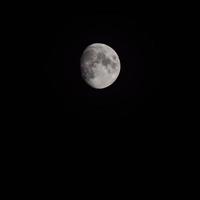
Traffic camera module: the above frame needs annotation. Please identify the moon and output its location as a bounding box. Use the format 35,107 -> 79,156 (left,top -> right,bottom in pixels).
80,43 -> 121,89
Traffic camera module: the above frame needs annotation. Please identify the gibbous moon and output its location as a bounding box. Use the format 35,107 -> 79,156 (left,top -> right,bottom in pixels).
80,43 -> 121,89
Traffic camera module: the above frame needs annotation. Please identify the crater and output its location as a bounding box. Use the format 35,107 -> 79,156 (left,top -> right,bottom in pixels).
82,49 -> 96,63
112,55 -> 117,60
81,63 -> 95,80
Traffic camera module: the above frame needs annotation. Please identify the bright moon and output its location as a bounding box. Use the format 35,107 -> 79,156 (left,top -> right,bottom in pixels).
80,43 -> 121,89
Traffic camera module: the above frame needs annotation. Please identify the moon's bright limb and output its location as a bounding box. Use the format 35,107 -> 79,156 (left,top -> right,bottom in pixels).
80,43 -> 121,89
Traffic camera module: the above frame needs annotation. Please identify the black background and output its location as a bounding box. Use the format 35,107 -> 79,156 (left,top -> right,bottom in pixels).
31,8 -> 160,125
3,5 -> 191,194
5,5 -> 166,190
3,4 -> 190,193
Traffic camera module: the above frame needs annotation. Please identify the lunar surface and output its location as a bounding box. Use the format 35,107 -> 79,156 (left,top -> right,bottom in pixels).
80,43 -> 121,89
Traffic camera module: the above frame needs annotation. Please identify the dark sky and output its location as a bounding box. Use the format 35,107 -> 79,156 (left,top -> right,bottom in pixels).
4,6 -> 171,187
31,8 -> 160,126
7,7 -> 163,175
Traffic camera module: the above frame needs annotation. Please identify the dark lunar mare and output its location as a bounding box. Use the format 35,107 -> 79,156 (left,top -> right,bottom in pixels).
97,52 -> 111,66
97,52 -> 118,73
111,62 -> 117,70
112,55 -> 117,60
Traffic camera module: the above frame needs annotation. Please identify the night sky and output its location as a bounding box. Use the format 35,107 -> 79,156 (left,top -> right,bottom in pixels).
31,8 -> 160,127
3,5 -> 170,188
5,7 -> 165,181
